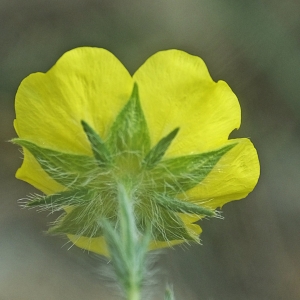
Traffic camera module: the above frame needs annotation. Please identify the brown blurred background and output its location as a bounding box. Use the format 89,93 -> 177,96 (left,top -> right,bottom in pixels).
1,0 -> 300,299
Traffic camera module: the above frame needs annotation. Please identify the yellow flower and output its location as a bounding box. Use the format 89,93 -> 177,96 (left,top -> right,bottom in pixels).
14,47 -> 259,256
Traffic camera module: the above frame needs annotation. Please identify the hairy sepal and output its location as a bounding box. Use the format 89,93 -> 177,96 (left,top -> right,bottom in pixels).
150,208 -> 199,242
49,205 -> 117,237
13,138 -> 96,187
81,120 -> 112,168
106,83 -> 151,156
150,143 -> 237,195
26,188 -> 91,207
154,193 -> 215,217
143,127 -> 179,170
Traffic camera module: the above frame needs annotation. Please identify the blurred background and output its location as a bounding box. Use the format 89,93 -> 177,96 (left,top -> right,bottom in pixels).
1,0 -> 300,299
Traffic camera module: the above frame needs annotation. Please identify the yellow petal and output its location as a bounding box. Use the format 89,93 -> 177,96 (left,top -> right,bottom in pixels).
67,234 -> 109,256
68,234 -> 182,255
15,47 -> 133,191
15,47 -> 133,153
68,234 -> 189,255
149,239 -> 183,250
133,49 -> 241,157
183,138 -> 260,209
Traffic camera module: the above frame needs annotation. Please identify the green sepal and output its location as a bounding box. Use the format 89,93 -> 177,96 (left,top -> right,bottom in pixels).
154,194 -> 214,217
143,127 -> 179,170
26,188 -> 92,207
151,143 -> 237,195
81,120 -> 112,168
139,207 -> 197,242
106,83 -> 151,156
12,139 -> 97,187
49,205 -> 115,237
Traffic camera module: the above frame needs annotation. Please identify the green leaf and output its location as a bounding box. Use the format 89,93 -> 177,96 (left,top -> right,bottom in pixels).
13,139 -> 97,187
150,143 -> 237,195
26,188 -> 92,207
49,205 -> 113,237
106,83 -> 151,156
81,120 -> 112,168
143,127 -> 179,170
154,194 -> 215,217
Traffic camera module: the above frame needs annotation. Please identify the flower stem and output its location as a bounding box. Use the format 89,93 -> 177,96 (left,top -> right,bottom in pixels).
101,182 -> 150,300
126,285 -> 140,300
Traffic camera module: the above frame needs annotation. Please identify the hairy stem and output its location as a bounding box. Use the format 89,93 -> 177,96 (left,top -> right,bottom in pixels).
102,182 -> 150,300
